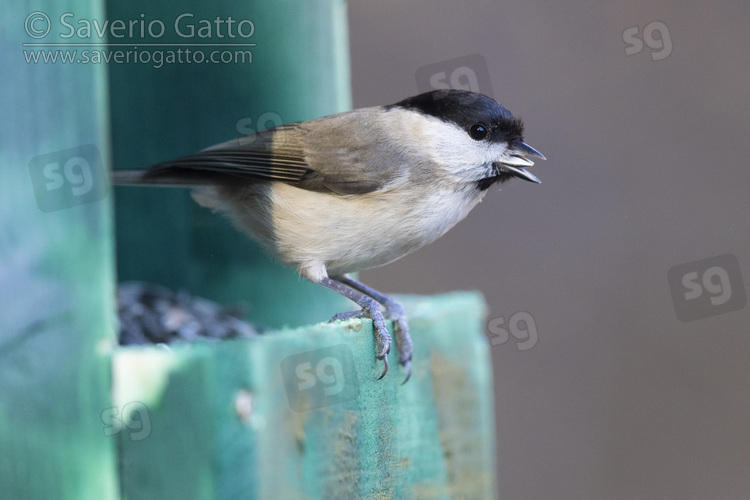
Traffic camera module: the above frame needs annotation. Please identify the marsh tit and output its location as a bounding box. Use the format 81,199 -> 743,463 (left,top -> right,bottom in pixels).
112,89 -> 545,383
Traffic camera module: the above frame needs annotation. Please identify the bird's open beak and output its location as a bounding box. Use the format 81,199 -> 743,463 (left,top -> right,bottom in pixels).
517,142 -> 546,161
495,142 -> 546,184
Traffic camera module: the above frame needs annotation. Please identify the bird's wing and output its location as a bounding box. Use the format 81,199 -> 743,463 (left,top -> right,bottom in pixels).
139,123 -> 311,186
135,107 -> 407,195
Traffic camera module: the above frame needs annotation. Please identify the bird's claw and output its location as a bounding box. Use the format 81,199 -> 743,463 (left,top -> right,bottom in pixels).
330,306 -> 393,379
391,314 -> 413,384
371,311 -> 392,379
377,352 -> 389,380
329,300 -> 413,383
401,360 -> 412,384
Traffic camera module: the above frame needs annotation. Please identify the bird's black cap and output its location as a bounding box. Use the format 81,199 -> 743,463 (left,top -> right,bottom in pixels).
389,89 -> 525,147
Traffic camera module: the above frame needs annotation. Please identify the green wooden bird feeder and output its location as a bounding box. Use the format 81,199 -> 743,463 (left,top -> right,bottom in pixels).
1,0 -> 497,498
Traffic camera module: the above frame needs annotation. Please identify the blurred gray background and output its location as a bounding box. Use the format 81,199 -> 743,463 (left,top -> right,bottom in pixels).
349,2 -> 750,499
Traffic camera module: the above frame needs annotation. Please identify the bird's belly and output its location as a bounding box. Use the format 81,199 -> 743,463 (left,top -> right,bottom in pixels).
267,182 -> 484,277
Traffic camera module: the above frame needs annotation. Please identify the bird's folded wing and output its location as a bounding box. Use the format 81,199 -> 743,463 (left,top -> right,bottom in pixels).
115,108 -> 406,195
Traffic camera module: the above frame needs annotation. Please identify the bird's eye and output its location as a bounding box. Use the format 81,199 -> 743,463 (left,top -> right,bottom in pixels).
469,123 -> 488,141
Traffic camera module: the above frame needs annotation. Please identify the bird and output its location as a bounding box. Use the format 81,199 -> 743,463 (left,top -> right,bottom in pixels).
111,89 -> 545,383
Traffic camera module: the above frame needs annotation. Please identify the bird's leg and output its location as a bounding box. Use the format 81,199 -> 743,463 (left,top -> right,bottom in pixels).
332,274 -> 413,384
318,276 -> 391,379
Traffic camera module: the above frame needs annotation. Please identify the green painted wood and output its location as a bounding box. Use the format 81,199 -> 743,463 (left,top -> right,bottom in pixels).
109,0 -> 352,329
1,1 -> 118,498
4,3 -> 498,498
114,292 -> 497,500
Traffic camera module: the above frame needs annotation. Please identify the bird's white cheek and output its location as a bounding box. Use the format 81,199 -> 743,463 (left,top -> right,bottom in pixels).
397,114 -> 505,182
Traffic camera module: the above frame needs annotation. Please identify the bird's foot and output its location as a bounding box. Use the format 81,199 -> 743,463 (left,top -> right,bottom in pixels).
329,304 -> 391,379
383,302 -> 413,384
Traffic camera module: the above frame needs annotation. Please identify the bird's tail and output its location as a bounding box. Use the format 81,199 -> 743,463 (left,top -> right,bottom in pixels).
111,169 -> 228,210
111,169 -> 220,188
